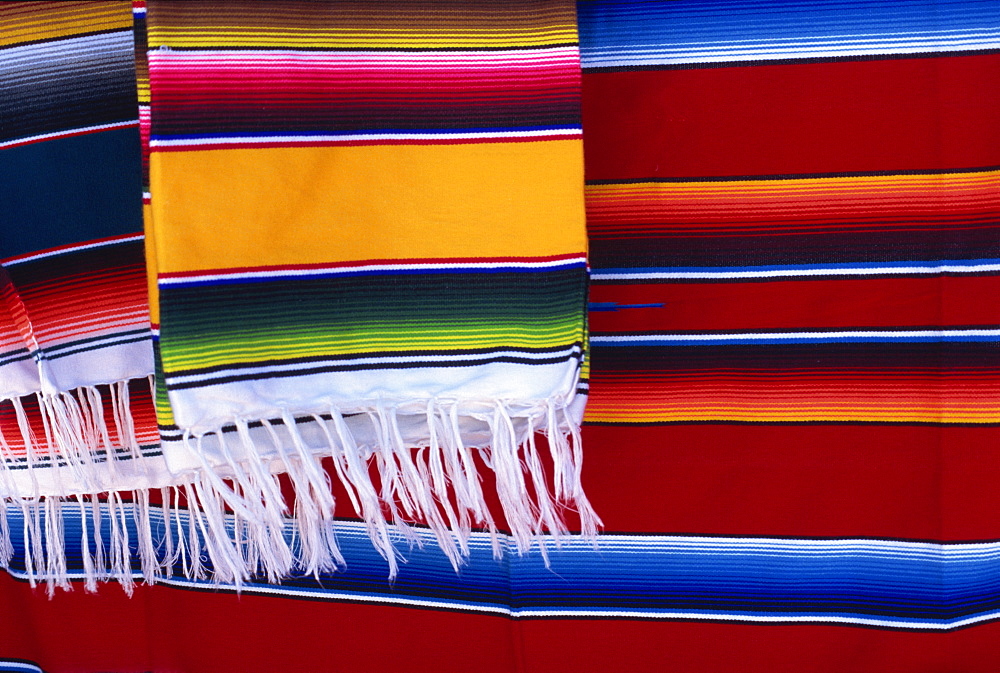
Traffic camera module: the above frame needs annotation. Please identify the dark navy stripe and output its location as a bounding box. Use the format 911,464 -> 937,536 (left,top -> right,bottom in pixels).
0,129 -> 143,258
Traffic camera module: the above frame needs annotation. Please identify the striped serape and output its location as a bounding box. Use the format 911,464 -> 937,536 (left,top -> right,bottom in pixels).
0,0 -> 165,592
578,0 -> 1000,642
0,0 -> 598,589
4,2 -> 1000,673
145,0 -> 597,581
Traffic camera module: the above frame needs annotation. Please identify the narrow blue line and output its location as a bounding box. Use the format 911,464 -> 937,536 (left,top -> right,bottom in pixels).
161,263 -> 588,288
592,259 -> 1000,276
150,125 -> 582,142
595,335 -> 1000,346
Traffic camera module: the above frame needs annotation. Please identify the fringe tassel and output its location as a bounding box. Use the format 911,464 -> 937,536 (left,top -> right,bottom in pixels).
0,383 -> 151,500
0,393 -> 600,592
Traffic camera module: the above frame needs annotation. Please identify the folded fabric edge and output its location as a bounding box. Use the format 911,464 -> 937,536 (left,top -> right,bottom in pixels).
0,376 -> 162,594
0,386 -> 601,594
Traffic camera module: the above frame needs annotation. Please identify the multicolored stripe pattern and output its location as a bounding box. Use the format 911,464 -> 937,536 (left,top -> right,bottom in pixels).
587,168 -> 1000,272
575,0 -> 1000,658
8,506 -> 1000,632
146,0 -> 589,434
132,0 -> 150,203
577,0 -> 1000,68
0,1 -> 137,150
146,0 -> 582,150
157,258 -> 587,392
0,269 -> 36,396
8,3 -> 1000,671
0,380 -> 160,467
0,2 -> 156,471
496,0 -> 1000,666
3,236 -> 151,370
0,1 -> 148,369
582,0 -> 1000,426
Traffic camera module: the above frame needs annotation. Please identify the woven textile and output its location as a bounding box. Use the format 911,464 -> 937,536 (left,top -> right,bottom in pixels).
0,1 -> 165,591
0,0 -> 598,590
579,0 -> 1000,632
4,2 -> 1000,672
144,0 -> 597,581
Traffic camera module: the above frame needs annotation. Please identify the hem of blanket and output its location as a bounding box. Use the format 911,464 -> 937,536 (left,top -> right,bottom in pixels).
0,376 -> 167,594
0,393 -> 601,593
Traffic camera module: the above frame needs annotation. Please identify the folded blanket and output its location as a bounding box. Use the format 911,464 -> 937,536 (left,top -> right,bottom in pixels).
0,0 -> 598,589
0,0 -> 165,592
146,0 -> 598,580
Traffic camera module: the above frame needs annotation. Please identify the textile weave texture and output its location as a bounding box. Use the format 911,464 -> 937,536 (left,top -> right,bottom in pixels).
2,1 -> 1000,672
0,0 -> 597,591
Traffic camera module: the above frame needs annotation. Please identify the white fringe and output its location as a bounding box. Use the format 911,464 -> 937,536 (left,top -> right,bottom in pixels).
0,386 -> 601,592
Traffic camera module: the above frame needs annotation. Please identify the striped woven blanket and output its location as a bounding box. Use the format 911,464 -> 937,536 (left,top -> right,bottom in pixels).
5,1 -> 1000,671
3,3 -> 1000,649
0,0 -> 597,589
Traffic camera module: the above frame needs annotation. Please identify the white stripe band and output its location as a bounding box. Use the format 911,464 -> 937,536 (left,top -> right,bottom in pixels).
591,329 -> 1000,343
0,31 -> 133,68
150,128 -> 581,147
0,120 -> 140,151
149,47 -> 580,63
4,233 -> 144,265
582,32 -> 1000,67
2,564 -> 988,629
159,257 -> 587,285
591,263 -> 1000,281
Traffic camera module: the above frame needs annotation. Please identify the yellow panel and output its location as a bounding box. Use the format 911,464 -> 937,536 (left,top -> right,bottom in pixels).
150,140 -> 586,273
146,28 -> 578,50
142,202 -> 159,324
0,2 -> 133,47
